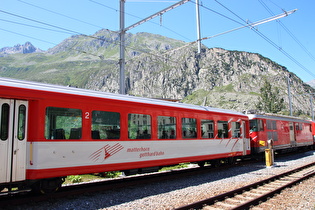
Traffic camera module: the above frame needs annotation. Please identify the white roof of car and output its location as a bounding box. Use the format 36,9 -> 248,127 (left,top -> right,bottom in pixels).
0,77 -> 246,116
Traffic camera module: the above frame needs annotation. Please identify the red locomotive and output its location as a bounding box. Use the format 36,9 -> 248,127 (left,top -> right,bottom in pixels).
0,77 -> 250,193
248,113 -> 314,154
312,121 -> 315,148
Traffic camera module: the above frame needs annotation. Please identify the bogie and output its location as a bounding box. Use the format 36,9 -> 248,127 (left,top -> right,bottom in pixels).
31,178 -> 65,194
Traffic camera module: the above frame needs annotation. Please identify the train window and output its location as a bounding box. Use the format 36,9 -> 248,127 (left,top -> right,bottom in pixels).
249,120 -> 257,132
182,118 -> 197,139
258,119 -> 264,131
218,121 -> 229,138
0,103 -> 10,140
249,119 -> 264,132
158,116 -> 176,139
128,114 -> 151,139
231,122 -> 241,138
17,105 -> 26,140
45,107 -> 82,140
299,123 -> 303,131
294,123 -> 303,131
267,131 -> 278,141
267,120 -> 277,130
91,111 -> 120,139
201,120 -> 214,138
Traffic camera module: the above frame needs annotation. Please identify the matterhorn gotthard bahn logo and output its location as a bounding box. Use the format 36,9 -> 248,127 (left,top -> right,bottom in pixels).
89,143 -> 124,162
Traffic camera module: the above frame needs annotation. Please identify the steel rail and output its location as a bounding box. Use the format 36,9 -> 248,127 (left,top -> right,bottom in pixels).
175,162 -> 315,210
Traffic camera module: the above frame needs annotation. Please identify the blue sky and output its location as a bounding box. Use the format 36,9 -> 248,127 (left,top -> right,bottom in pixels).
1,0 -> 315,82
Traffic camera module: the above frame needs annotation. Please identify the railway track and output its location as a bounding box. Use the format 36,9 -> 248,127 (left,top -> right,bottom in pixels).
176,162 -> 315,210
0,163 -> 230,208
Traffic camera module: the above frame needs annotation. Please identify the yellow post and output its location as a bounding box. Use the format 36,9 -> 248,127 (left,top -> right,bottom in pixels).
265,139 -> 274,167
265,149 -> 273,167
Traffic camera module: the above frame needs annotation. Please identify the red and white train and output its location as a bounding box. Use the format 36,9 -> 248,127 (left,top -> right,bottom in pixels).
248,113 -> 314,153
0,77 -> 313,193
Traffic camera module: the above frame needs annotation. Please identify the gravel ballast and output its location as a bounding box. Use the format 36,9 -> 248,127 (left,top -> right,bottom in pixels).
14,150 -> 315,210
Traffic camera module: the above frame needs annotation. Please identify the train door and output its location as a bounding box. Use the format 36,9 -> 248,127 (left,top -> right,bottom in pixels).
289,122 -> 296,143
0,99 -> 28,185
241,121 -> 248,155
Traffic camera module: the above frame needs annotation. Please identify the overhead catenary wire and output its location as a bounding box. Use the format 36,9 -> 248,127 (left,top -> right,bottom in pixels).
0,9 -> 87,36
1,0 -> 242,60
258,0 -> 315,63
0,27 -> 106,59
2,0 -> 314,81
89,0 -> 192,41
0,9 -> 119,48
0,18 -> 75,35
0,8 -> 184,67
212,0 -> 315,79
18,0 -> 104,30
198,9 -> 297,41
0,28 -> 57,46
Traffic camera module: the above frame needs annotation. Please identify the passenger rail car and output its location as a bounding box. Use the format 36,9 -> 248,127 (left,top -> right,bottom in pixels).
248,114 -> 313,153
312,121 -> 315,148
0,77 -> 250,193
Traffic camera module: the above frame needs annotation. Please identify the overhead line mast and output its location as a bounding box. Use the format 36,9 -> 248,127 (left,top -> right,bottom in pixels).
119,0 -> 191,94
119,1 -> 296,95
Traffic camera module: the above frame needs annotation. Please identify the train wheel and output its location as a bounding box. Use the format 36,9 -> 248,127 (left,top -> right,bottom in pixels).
32,177 -> 64,194
197,161 -> 206,167
211,159 -> 221,168
227,157 -> 235,165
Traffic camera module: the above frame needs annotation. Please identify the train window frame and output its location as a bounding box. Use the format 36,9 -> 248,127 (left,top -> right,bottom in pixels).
17,105 -> 26,140
0,103 -> 10,141
250,119 -> 264,132
231,121 -> 241,138
157,116 -> 176,139
217,120 -> 229,138
267,131 -> 278,141
267,120 -> 277,130
45,107 -> 82,140
128,113 -> 152,139
201,119 -> 214,139
91,110 -> 120,140
182,118 -> 197,139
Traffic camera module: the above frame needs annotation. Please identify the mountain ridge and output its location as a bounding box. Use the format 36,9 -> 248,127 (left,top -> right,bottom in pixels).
306,79 -> 315,88
0,42 -> 43,56
0,29 -> 314,117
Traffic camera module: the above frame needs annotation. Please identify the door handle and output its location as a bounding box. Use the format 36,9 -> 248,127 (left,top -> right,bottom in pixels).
14,149 -> 19,155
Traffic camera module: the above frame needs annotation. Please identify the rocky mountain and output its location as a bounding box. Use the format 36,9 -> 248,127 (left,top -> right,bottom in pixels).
307,79 -> 315,88
0,42 -> 43,56
0,29 -> 314,117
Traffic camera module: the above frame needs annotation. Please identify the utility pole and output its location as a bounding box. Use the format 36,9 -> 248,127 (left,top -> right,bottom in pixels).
287,74 -> 293,116
119,0 -> 126,95
310,94 -> 314,121
119,0 -> 190,95
195,0 -> 201,53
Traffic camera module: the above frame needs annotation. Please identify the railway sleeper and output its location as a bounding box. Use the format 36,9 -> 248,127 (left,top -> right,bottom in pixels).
250,189 -> 268,194
253,187 -> 273,193
224,197 -> 243,204
213,201 -> 238,208
257,186 -> 276,191
244,191 -> 264,197
235,194 -> 257,200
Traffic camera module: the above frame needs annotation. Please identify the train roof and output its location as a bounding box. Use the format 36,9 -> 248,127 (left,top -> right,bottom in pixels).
247,113 -> 311,123
0,77 -> 246,117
